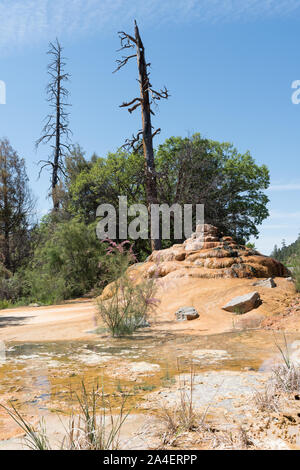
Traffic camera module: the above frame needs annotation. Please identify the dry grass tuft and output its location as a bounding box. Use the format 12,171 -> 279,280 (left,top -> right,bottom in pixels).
253,386 -> 280,413
158,365 -> 210,446
210,425 -> 254,450
1,381 -> 130,450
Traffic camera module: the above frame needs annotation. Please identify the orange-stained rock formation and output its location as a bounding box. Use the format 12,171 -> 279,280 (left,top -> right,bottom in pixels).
140,224 -> 289,280
100,225 -> 289,301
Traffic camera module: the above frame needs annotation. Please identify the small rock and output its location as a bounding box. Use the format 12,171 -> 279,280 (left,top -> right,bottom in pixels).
286,277 -> 294,282
175,306 -> 199,321
222,291 -> 262,314
253,278 -> 276,288
29,303 -> 40,307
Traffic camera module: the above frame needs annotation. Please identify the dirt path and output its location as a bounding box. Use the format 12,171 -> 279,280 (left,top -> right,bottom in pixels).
0,300 -> 98,343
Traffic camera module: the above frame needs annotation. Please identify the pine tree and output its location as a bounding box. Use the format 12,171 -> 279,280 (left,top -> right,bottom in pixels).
0,139 -> 34,272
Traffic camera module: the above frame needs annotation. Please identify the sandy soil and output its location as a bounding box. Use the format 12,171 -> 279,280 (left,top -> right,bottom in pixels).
0,277 -> 297,343
0,299 -> 98,343
0,413 -> 162,450
150,276 -> 297,334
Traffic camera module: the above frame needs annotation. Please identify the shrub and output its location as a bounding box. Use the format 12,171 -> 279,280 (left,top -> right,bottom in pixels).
97,274 -> 158,336
0,299 -> 12,310
23,218 -> 107,303
293,262 -> 300,292
96,239 -> 158,336
99,239 -> 137,284
0,275 -> 27,303
253,333 -> 300,416
253,387 -> 279,413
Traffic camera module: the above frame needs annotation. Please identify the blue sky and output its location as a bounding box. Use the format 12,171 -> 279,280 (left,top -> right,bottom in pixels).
0,0 -> 300,254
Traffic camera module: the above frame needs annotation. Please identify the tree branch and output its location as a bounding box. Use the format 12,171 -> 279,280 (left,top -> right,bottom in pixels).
113,54 -> 136,73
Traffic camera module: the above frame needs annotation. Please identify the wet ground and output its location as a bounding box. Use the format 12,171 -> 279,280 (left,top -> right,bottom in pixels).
1,328 -> 300,439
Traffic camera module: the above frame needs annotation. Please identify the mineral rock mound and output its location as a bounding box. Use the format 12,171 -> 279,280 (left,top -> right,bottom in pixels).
138,224 -> 289,281
99,225 -> 289,303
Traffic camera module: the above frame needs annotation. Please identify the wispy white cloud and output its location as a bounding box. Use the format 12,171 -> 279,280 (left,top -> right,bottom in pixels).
0,0 -> 300,53
268,183 -> 300,191
269,210 -> 300,220
262,224 -> 295,229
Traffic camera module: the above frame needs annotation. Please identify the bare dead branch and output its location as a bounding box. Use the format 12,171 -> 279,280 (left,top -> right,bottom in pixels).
152,128 -> 161,139
113,54 -> 136,73
121,130 -> 143,151
149,86 -> 170,102
117,31 -> 137,47
119,97 -> 141,108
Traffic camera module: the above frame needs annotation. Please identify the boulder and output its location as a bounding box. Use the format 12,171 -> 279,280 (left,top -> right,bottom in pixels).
175,306 -> 199,321
222,291 -> 261,314
253,278 -> 277,288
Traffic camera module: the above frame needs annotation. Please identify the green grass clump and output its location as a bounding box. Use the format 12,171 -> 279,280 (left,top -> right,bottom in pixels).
0,299 -> 12,310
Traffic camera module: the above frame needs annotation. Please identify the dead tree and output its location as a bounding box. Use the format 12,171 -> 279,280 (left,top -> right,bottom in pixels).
36,39 -> 72,211
114,20 -> 169,251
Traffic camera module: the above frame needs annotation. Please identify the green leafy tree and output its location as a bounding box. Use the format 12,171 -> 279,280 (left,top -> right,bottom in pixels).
68,134 -> 270,258
68,150 -> 145,223
271,234 -> 300,265
155,134 -> 270,243
25,218 -> 106,303
0,138 -> 34,273
57,144 -> 94,217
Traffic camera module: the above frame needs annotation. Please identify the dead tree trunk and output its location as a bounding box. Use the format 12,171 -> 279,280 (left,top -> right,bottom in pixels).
36,39 -> 71,211
114,21 -> 169,251
134,23 -> 160,251
52,50 -> 61,211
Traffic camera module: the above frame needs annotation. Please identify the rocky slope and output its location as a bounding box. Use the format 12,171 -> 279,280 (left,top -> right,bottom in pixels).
143,224 -> 289,281
99,225 -> 295,335
101,225 -> 289,301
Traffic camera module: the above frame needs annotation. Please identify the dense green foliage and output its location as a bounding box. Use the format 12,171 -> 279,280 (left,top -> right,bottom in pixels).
23,218 -> 107,304
155,135 -> 270,244
0,139 -> 34,273
69,134 -> 270,247
271,236 -> 300,292
271,236 -> 300,266
67,149 -> 145,223
271,235 -> 300,292
0,134 -> 271,307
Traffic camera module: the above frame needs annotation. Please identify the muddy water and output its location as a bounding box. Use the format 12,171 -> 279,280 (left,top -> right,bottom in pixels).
1,329 -> 300,440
